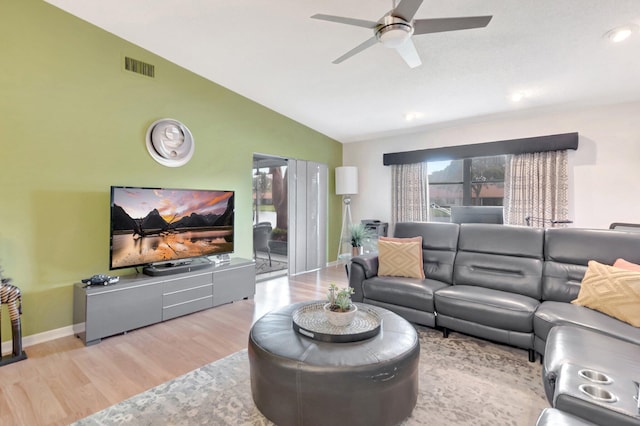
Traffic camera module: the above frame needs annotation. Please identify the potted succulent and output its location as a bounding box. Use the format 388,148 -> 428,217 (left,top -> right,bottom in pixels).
349,223 -> 375,256
323,283 -> 357,326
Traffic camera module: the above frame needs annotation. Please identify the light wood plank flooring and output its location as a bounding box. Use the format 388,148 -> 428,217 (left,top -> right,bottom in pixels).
0,265 -> 348,426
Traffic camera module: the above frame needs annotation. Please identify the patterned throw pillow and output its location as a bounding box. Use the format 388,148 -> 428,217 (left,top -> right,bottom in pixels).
378,238 -> 425,279
572,260 -> 640,327
379,236 -> 423,244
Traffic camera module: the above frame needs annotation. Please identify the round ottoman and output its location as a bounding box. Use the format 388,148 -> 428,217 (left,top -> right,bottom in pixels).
248,302 -> 420,426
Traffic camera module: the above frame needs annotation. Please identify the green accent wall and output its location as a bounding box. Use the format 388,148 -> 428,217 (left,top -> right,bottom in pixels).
0,0 -> 342,338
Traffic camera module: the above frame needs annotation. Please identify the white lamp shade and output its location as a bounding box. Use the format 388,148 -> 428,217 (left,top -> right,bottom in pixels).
335,166 -> 358,195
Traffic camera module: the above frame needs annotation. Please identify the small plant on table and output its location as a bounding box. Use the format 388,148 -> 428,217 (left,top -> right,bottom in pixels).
326,283 -> 355,312
324,283 -> 357,326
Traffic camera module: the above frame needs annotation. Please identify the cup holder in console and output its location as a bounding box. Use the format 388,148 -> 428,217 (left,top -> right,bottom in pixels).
578,369 -> 613,384
579,384 -> 618,403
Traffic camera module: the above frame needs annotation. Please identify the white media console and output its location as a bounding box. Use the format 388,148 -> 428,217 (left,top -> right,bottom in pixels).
73,258 -> 255,345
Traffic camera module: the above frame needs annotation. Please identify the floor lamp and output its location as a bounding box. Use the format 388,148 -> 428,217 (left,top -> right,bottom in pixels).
335,166 -> 358,261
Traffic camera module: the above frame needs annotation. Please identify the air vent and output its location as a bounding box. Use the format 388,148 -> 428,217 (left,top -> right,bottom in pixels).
124,56 -> 155,78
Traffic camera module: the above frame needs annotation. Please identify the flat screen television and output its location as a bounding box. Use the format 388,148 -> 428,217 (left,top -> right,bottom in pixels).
109,186 -> 234,273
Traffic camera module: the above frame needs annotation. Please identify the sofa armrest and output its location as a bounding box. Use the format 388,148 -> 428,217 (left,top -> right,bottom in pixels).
349,255 -> 379,302
352,255 -> 379,278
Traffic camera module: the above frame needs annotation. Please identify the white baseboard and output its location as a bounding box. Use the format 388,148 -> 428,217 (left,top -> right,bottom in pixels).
1,323 -> 84,355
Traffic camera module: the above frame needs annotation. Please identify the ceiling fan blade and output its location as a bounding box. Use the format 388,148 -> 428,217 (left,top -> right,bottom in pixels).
395,39 -> 422,68
332,37 -> 379,64
413,16 -> 493,35
311,14 -> 378,29
392,0 -> 424,22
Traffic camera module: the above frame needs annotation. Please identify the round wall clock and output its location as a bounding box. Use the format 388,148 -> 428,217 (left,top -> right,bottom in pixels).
145,118 -> 194,167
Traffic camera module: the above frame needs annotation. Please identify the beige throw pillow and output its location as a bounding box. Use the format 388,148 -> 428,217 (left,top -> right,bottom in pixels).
572,260 -> 640,327
379,236 -> 423,244
378,238 -> 425,279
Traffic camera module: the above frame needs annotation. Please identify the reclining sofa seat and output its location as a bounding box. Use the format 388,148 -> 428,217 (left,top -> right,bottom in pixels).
434,224 -> 544,362
536,228 -> 640,406
535,228 -> 640,355
349,222 -> 459,327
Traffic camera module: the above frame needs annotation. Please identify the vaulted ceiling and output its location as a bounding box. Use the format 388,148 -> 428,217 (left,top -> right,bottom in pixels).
45,0 -> 640,143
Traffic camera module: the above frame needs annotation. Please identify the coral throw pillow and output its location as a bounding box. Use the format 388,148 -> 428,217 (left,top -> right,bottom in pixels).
378,237 -> 425,279
572,260 -> 640,327
613,258 -> 640,272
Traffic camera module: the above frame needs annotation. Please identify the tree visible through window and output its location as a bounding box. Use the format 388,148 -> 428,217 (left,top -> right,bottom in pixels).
428,155 -> 506,221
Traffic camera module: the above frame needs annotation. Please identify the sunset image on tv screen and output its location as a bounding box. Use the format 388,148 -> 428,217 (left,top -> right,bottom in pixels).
110,187 -> 234,269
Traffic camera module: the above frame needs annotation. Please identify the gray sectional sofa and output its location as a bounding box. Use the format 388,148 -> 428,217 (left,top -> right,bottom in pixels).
349,222 -> 640,425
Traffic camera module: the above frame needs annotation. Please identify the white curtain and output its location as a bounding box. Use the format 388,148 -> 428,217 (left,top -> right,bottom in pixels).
503,150 -> 569,227
391,162 -> 429,225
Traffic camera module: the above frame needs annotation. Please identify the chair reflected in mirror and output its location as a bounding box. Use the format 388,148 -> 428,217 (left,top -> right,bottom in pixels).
253,224 -> 272,267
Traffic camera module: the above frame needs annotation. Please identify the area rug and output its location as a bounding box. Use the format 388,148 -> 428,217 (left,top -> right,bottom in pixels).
72,327 -> 548,425
255,257 -> 287,274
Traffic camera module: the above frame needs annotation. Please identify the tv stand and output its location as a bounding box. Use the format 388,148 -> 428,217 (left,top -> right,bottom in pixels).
143,257 -> 212,276
73,257 -> 255,345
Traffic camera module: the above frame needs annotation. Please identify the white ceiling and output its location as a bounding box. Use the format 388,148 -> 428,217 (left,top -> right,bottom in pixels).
45,0 -> 640,143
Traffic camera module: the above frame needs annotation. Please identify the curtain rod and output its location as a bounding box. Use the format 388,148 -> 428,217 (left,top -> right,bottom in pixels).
383,132 -> 579,166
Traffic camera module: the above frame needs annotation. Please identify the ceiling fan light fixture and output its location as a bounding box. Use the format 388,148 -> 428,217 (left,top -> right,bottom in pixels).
376,16 -> 414,48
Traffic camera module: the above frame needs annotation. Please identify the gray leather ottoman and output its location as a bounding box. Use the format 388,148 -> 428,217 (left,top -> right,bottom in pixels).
248,302 -> 420,426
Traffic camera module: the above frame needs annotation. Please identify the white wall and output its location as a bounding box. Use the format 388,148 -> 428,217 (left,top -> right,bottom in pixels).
343,101 -> 640,230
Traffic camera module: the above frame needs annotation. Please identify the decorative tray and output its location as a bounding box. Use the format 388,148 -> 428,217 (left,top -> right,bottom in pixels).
292,302 -> 381,343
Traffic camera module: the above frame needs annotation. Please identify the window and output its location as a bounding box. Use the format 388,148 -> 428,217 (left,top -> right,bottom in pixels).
428,155 -> 506,221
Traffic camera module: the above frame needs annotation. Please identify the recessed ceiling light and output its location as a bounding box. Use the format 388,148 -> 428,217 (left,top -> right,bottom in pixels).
404,112 -> 424,121
511,92 -> 525,102
510,90 -> 534,103
605,24 -> 638,43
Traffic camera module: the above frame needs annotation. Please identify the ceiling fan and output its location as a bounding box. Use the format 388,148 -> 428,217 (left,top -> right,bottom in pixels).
311,0 -> 492,68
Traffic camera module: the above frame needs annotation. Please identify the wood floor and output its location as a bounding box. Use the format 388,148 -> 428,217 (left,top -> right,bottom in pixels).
0,265 -> 348,426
